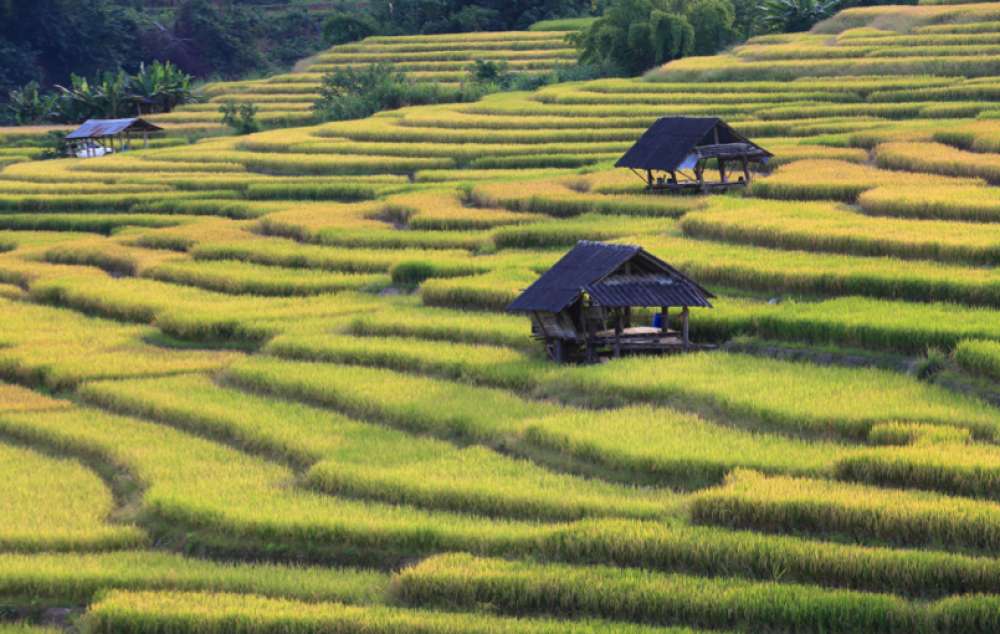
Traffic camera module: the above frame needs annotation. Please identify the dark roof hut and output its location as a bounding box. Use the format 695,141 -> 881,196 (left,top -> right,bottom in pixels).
616,117 -> 772,193
507,240 -> 714,363
65,118 -> 163,158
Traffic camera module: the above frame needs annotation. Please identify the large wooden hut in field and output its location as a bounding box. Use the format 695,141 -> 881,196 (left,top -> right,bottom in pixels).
617,117 -> 772,193
507,240 -> 714,363
65,117 -> 163,158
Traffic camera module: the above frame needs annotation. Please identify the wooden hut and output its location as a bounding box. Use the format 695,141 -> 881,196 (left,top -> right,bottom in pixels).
616,117 -> 772,193
64,118 -> 163,158
507,240 -> 714,363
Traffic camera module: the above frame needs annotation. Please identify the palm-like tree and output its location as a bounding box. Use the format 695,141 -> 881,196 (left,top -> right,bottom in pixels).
759,0 -> 840,33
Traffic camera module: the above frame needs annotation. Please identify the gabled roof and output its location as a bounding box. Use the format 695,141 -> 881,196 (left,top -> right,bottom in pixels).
65,118 -> 163,140
615,116 -> 771,172
507,240 -> 713,313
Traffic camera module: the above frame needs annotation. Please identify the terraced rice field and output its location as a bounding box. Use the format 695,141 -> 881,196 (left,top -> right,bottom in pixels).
1,2 -> 1000,632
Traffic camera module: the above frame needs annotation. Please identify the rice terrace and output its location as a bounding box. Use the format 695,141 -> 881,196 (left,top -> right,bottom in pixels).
3,0 -> 1000,631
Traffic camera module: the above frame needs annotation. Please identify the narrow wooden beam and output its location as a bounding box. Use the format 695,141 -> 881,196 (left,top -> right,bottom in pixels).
682,307 -> 690,351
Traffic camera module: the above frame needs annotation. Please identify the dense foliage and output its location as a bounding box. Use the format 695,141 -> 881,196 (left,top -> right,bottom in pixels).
3,62 -> 196,125
325,0 -> 596,41
0,0 -> 327,97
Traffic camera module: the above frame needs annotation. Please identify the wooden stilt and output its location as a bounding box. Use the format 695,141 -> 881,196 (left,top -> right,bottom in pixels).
681,306 -> 690,350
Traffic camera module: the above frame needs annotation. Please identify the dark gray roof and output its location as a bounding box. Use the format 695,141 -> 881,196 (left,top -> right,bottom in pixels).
507,240 -> 713,313
615,117 -> 771,172
586,274 -> 711,309
65,118 -> 163,140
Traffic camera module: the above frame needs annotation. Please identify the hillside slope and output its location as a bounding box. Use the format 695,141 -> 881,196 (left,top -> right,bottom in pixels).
1,3 -> 1000,633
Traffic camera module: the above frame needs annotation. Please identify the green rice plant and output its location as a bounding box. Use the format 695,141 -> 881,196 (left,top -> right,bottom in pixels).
955,338 -> 1000,381
520,405 -> 844,488
639,230 -> 1000,307
82,374 -> 672,522
244,182 -> 380,201
131,199 -> 278,220
835,443 -> 1000,500
707,295 -> 1000,356
0,442 -> 145,552
0,296 -> 237,390
192,238 -> 481,276
142,259 -> 390,296
392,553 -> 918,634
0,551 -> 386,603
420,269 -> 535,311
83,589 -> 700,634
0,406 -> 555,565
26,274 -> 381,342
541,518 -> 1000,598
224,355 -> 561,442
493,214 -> 673,249
680,199 -> 1000,265
538,351 -> 1000,440
0,214 -> 188,234
244,153 -> 455,176
867,422 -> 971,446
875,141 -> 1000,184
692,469 -> 1000,552
349,302 -> 531,350
264,333 -> 544,391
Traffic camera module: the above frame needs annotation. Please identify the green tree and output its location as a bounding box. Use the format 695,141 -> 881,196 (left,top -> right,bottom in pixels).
323,12 -> 380,45
687,0 -> 737,55
576,0 -> 695,75
4,81 -> 58,124
759,0 -> 840,32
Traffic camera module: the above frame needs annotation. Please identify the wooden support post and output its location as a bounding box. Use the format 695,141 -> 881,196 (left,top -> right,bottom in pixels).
718,159 -> 727,184
660,306 -> 668,334
646,169 -> 653,188
742,156 -> 750,183
143,131 -> 149,149
614,312 -> 623,359
623,306 -> 631,329
681,306 -> 690,351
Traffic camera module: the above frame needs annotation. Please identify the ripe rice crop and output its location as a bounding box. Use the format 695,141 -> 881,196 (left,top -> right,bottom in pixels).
264,333 -> 541,390
392,553 -> 917,634
680,199 -> 1000,265
0,550 -> 387,603
542,518 -> 1000,598
471,180 -> 702,218
858,185 -> 1000,222
142,259 -> 390,296
493,214 -> 674,249
706,295 -> 1000,356
955,338 -> 1000,381
835,443 -> 1000,500
349,303 -> 530,350
420,269 -> 535,311
0,382 -> 69,412
0,407 -> 555,564
867,422 -> 971,446
0,442 -> 145,551
692,469 -> 1000,552
751,159 -> 980,201
639,230 -> 1000,307
83,589 -> 696,634
538,351 -> 1000,440
520,405 -> 843,487
224,356 -> 561,441
875,141 -> 1000,183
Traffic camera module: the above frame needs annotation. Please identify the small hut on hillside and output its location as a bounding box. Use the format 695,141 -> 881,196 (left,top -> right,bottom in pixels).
65,118 -> 163,158
616,117 -> 772,194
507,240 -> 714,363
